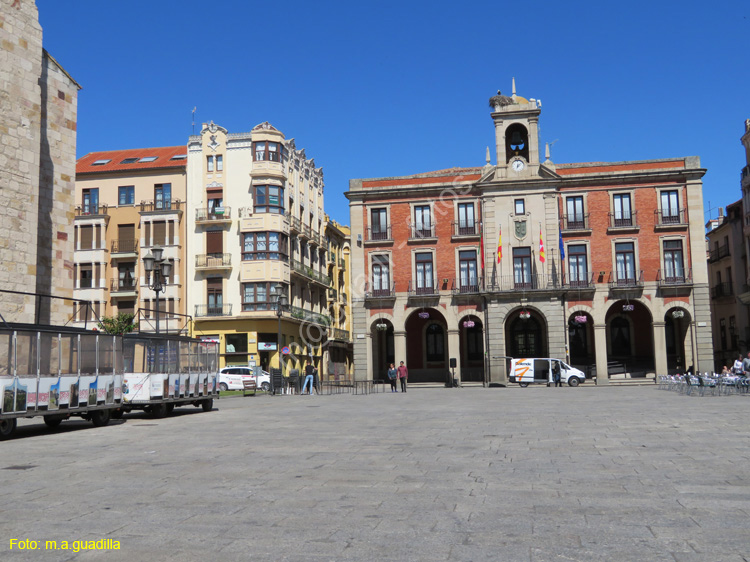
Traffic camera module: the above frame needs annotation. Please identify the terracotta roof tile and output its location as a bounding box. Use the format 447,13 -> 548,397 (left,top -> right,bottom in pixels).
77,146 -> 187,175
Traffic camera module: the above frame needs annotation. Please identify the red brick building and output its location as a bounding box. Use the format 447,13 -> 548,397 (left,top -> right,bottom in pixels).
346,87 -> 712,384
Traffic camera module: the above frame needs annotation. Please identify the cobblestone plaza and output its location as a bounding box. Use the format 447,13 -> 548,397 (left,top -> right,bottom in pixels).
2,386 -> 749,561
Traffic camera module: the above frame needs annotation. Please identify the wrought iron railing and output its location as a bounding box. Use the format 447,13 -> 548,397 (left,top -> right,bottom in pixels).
195,206 -> 231,221
195,253 -> 231,268
194,304 -> 232,317
111,239 -> 138,253
608,211 -> 638,229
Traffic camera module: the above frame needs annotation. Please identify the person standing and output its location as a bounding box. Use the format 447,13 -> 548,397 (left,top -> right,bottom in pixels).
301,361 -> 315,395
387,363 -> 398,392
397,361 -> 408,393
552,361 -> 562,388
733,354 -> 744,375
743,352 -> 750,377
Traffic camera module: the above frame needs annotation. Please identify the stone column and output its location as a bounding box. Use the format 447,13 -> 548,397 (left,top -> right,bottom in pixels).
394,330 -> 407,368
363,332 -> 373,382
652,321 -> 668,375
447,329 -> 461,385
594,324 -> 609,385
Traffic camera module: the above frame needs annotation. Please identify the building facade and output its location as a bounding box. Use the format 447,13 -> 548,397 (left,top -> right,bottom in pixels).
73,147 -> 189,331
324,219 -> 353,378
186,122 -> 333,376
706,201 -> 748,369
0,0 -> 80,324
347,86 -> 713,384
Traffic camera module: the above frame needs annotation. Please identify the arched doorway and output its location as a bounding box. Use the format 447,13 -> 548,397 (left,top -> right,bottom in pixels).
371,318 -> 394,383
459,315 -> 484,382
506,309 -> 546,358
665,308 -> 691,373
405,308 -> 448,383
568,311 -> 594,367
605,300 -> 654,375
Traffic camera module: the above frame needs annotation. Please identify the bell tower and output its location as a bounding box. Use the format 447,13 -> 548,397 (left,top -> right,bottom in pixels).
489,79 -> 542,179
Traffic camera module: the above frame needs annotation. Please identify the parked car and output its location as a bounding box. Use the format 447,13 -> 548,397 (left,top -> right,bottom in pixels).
218,367 -> 271,392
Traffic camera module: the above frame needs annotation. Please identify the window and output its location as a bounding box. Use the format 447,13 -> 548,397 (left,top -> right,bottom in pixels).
207,155 -> 214,172
118,264 -> 136,290
458,250 -> 478,291
92,159 -> 111,166
152,221 -> 167,246
253,185 -> 284,214
216,155 -> 223,171
457,203 -> 476,235
118,186 -> 135,206
414,205 -> 432,237
370,208 -> 388,240
568,244 -> 588,287
82,188 -> 99,214
415,252 -> 434,294
243,232 -> 288,261
613,194 -> 632,227
566,196 -> 585,229
242,282 -> 278,311
79,265 -> 93,288
660,190 -> 680,223
663,240 -> 684,282
426,324 -> 445,362
513,247 -> 532,288
253,141 -> 284,162
515,199 -> 525,215
207,278 -> 223,315
155,183 -> 171,210
720,318 -> 727,351
170,154 -> 187,161
615,242 -> 636,284
372,255 -> 390,296
139,156 -> 158,163
120,157 -> 138,164
79,225 -> 94,250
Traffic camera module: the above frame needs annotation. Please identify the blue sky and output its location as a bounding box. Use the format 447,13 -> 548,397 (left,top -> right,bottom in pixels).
38,0 -> 749,226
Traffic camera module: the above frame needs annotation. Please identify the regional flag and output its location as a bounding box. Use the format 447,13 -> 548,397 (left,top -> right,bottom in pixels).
539,227 -> 545,263
497,225 -> 502,263
559,227 -> 565,261
479,224 -> 485,272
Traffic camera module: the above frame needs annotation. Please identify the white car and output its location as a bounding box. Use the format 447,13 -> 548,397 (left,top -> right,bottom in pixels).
218,367 -> 271,392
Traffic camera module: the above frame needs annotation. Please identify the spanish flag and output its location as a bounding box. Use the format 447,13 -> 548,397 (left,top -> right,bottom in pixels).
539,226 -> 545,263
497,225 -> 502,263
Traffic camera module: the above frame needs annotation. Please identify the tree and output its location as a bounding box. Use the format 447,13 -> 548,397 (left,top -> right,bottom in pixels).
97,313 -> 136,335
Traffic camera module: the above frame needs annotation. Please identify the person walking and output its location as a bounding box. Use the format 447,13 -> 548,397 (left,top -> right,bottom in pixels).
552,361 -> 562,388
387,363 -> 398,392
301,361 -> 315,395
397,361 -> 408,393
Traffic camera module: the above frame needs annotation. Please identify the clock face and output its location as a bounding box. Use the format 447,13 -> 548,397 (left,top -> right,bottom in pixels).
512,159 -> 525,172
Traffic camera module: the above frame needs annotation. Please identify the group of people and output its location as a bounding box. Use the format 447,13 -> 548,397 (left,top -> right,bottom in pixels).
386,361 -> 408,392
720,352 -> 750,377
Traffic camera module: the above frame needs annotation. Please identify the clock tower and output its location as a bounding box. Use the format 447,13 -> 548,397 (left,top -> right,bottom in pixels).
489,79 -> 542,180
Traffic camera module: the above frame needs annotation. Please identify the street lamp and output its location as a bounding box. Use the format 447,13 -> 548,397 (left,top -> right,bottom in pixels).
273,284 -> 289,391
142,245 -> 173,335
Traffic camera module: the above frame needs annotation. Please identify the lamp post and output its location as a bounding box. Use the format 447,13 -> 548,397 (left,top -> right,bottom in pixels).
142,245 -> 173,336
273,284 -> 289,391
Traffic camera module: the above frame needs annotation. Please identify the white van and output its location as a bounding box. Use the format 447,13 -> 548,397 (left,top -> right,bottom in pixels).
218,367 -> 271,392
509,358 -> 586,387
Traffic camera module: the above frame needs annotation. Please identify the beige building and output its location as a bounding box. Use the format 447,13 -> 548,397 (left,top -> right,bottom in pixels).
186,122 -> 335,377
73,147 -> 188,331
0,0 -> 80,324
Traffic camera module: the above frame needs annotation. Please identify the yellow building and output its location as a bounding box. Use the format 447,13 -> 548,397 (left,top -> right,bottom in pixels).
324,219 -> 353,378
186,122 -> 334,377
73,147 -> 188,331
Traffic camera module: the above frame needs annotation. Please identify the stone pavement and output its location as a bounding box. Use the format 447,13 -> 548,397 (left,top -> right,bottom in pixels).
1,385 -> 749,561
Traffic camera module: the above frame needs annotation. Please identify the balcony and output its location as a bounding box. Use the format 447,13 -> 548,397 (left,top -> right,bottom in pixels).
365,226 -> 393,243
339,292 -> 348,304
75,204 -> 108,218
607,270 -> 644,289
109,278 -> 137,295
657,268 -> 693,287
709,243 -> 731,262
711,282 -> 734,299
451,276 -> 484,295
289,305 -> 330,327
338,258 -> 346,270
364,282 -> 395,299
111,239 -> 138,258
195,253 -> 232,270
327,288 -> 338,302
139,200 -> 182,214
290,258 -> 330,286
330,328 -> 350,342
408,223 -> 437,241
451,221 -> 481,238
195,304 -> 233,317
195,206 -> 231,223
564,272 -> 596,290
561,214 -> 590,232
289,215 -> 302,234
407,280 -> 438,297
607,211 -> 639,231
486,274 -> 566,293
654,208 -> 688,228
